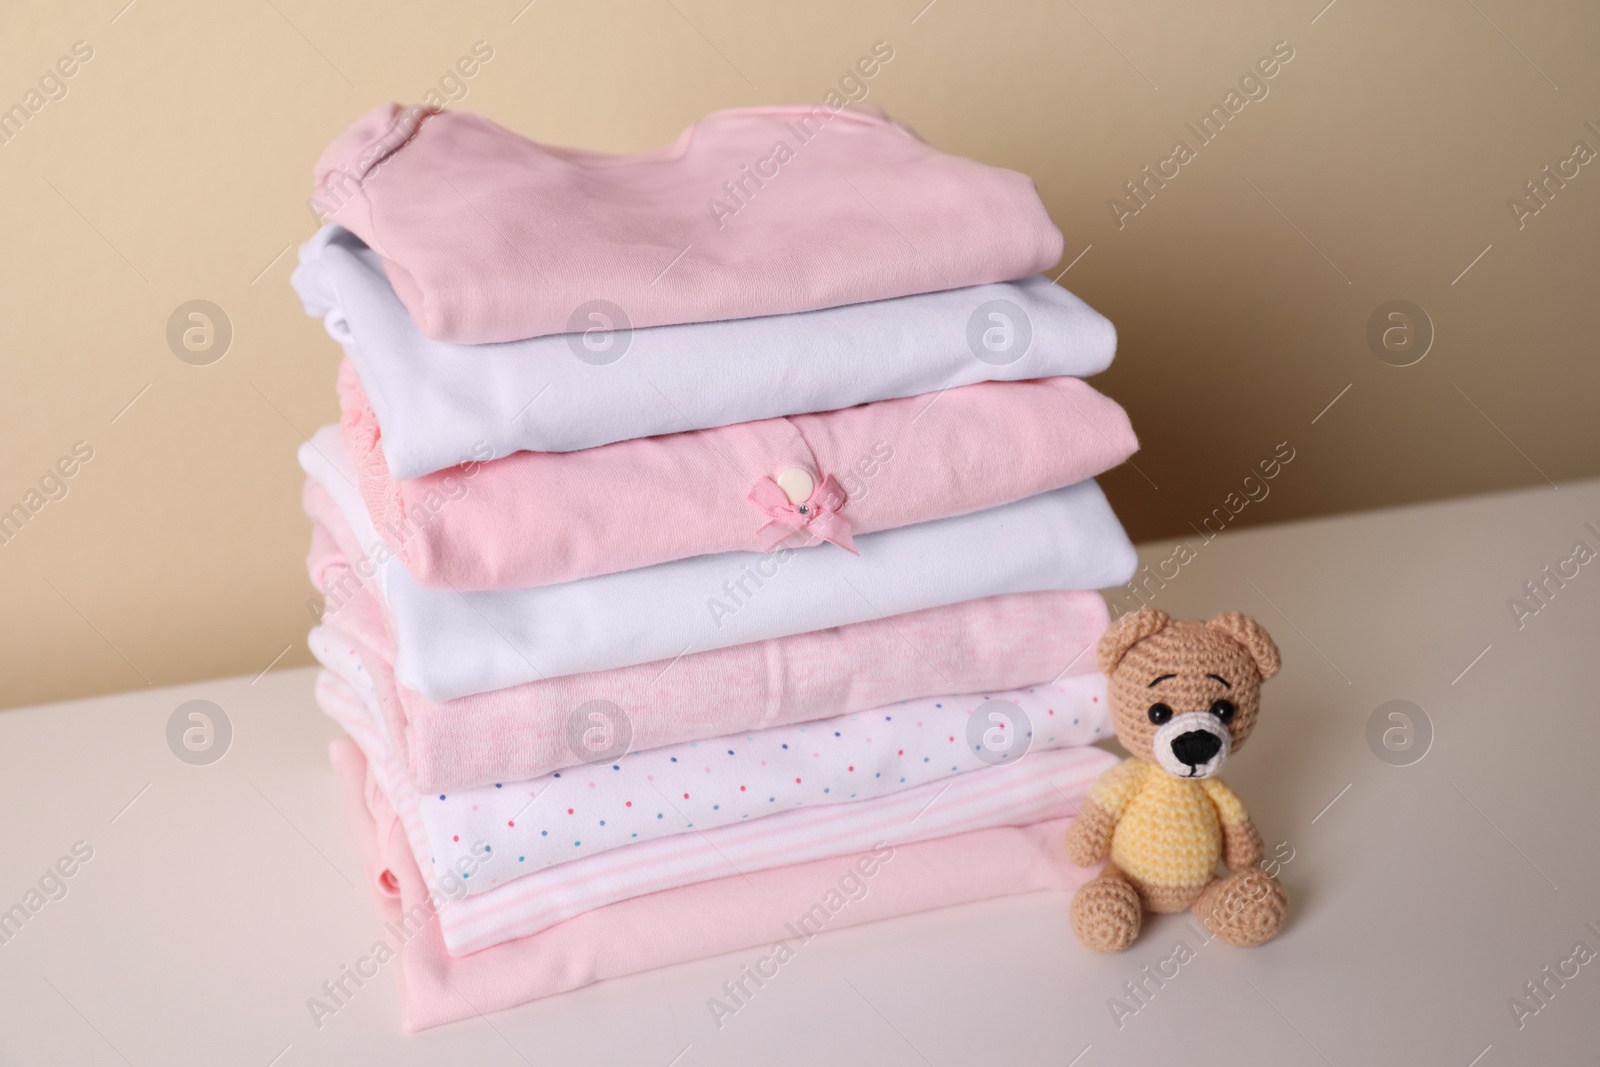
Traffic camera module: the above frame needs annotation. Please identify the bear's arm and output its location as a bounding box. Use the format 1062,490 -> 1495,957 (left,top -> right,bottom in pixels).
1065,759 -> 1148,866
1201,777 -> 1264,870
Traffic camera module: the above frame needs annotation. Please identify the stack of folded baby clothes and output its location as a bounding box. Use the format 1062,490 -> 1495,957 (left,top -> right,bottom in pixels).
293,101 -> 1140,1030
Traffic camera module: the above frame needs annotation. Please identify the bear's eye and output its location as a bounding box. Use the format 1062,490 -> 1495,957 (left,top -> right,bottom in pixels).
1147,703 -> 1173,725
1210,699 -> 1236,723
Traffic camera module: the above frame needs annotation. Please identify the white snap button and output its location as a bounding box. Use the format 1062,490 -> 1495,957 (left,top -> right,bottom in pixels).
775,467 -> 814,505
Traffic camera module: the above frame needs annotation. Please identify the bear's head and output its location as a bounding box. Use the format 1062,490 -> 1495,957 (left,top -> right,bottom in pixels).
1096,607 -> 1281,780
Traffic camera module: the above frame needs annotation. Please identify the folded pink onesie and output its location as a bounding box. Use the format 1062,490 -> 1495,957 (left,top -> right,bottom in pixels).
330,736 -> 1105,1031
339,361 -> 1137,590
306,483 -> 1111,792
313,103 -> 1064,342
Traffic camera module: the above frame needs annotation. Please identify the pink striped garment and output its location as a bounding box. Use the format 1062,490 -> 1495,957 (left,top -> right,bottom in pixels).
318,670 -> 1116,957
331,735 -> 1105,1031
312,621 -> 1111,891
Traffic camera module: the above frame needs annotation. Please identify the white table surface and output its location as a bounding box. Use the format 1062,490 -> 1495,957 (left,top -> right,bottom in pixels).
2,479 -> 1597,1066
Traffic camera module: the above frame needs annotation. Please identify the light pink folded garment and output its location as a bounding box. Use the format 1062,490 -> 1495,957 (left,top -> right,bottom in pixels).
307,483 -> 1110,793
330,735 -> 1102,1031
323,667 -> 1115,955
313,103 -> 1064,343
339,361 -> 1138,590
317,630 -> 1110,889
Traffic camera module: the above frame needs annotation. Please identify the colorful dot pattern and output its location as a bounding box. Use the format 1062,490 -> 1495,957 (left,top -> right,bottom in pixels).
313,624 -> 1108,898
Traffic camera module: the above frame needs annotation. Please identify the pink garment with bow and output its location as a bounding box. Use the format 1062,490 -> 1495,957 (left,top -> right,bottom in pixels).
748,474 -> 857,553
339,363 -> 1138,591
303,477 -> 1112,792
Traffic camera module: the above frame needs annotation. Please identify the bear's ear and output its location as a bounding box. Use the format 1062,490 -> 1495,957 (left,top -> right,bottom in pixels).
1207,611 -> 1281,681
1098,606 -> 1170,675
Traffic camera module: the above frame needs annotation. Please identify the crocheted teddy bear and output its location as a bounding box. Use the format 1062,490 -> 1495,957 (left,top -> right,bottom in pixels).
1065,607 -> 1288,951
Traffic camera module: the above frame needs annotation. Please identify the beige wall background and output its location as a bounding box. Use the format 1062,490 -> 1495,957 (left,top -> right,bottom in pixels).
1,0 -> 1595,710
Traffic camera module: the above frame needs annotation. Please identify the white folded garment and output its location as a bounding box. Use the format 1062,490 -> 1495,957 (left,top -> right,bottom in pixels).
300,427 -> 1136,701
311,621 -> 1111,896
292,226 -> 1119,480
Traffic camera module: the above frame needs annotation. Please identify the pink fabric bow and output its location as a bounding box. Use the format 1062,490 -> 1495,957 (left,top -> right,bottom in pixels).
747,474 -> 858,554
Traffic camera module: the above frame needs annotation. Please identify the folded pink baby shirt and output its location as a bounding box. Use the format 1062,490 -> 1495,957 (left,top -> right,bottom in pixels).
306,426 -> 1134,697
307,479 -> 1112,792
331,736 -> 1104,1031
323,675 -> 1115,959
313,103 -> 1064,342
314,621 -> 1111,891
339,360 -> 1138,590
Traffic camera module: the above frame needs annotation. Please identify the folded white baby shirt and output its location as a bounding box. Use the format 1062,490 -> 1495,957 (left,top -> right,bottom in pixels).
293,227 -> 1118,479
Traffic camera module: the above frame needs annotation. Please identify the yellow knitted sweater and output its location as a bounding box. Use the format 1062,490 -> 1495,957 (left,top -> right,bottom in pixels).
1090,758 -> 1247,888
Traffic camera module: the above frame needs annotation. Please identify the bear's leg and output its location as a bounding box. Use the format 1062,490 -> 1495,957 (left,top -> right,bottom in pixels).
1192,869 -> 1287,947
1069,863 -> 1143,952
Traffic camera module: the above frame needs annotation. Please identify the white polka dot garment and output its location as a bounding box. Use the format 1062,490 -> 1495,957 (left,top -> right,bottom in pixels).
312,625 -> 1110,897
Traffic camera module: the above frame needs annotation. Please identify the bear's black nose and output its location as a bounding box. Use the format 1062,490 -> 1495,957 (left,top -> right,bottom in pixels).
1171,730 -> 1222,767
